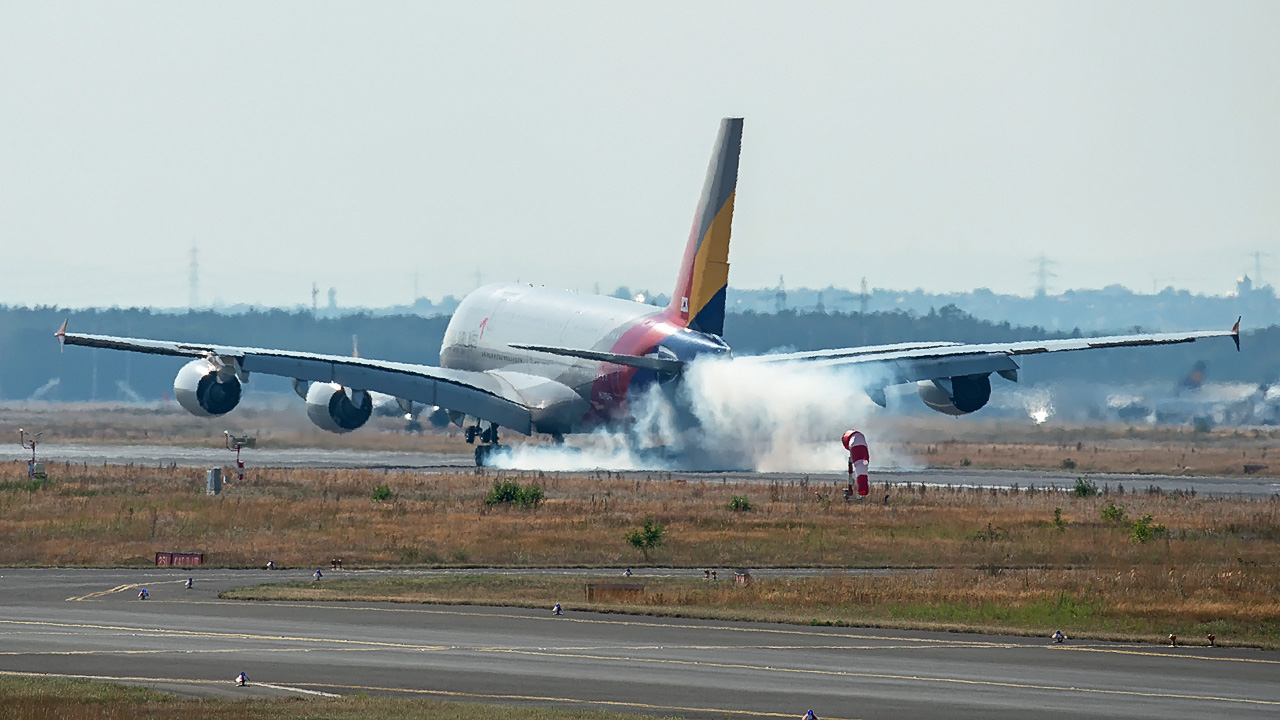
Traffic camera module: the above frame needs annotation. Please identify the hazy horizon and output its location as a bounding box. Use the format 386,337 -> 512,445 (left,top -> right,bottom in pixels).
5,275 -> 1269,315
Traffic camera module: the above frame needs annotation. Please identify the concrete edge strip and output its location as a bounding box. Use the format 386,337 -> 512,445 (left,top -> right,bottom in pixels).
254,682 -> 341,697
0,670 -> 339,697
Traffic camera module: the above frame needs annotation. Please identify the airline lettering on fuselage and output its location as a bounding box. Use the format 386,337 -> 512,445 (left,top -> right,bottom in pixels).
479,350 -> 520,364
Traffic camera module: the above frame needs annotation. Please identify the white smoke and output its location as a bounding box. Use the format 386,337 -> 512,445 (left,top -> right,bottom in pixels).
493,357 -> 912,473
496,432 -> 655,472
1019,387 -> 1055,424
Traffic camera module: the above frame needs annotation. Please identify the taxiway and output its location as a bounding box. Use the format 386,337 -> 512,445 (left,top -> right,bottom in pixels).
0,568 -> 1276,719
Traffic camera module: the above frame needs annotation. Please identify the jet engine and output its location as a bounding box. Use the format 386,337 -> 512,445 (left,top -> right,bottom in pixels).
305,382 -> 373,433
425,406 -> 450,429
173,359 -> 243,417
918,373 -> 992,416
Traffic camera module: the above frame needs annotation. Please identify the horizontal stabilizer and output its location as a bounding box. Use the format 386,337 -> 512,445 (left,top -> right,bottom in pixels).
510,344 -> 685,374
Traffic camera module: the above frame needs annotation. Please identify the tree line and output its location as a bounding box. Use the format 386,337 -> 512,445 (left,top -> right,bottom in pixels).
0,305 -> 1273,402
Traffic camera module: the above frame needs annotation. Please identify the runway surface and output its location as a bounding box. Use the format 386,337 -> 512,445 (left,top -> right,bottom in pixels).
0,568 -> 1277,719
6,443 -> 1280,497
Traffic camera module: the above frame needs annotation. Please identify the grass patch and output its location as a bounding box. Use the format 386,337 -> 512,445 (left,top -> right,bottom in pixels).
0,674 -> 682,719
0,478 -> 51,493
225,571 -> 1280,650
0,674 -> 170,704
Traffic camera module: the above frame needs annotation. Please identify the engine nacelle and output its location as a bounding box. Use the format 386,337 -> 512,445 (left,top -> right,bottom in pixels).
918,373 -> 992,416
174,359 -> 243,417
305,382 -> 373,433
425,406 -> 450,429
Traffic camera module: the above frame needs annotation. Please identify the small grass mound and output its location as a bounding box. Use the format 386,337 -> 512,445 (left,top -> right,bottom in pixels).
0,674 -> 682,720
223,572 -> 1280,650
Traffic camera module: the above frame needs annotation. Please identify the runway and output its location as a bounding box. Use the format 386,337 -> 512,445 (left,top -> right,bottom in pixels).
0,569 -> 1277,719
6,443 -> 1280,497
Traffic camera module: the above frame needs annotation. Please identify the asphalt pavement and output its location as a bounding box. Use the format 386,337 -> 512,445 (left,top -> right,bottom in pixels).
0,568 -> 1277,719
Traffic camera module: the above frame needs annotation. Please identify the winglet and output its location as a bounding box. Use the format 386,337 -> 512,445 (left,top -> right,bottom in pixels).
55,319 -> 68,352
1232,316 -> 1241,352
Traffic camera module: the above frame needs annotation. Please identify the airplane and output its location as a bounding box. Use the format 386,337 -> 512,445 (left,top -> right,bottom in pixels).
55,118 -> 1242,467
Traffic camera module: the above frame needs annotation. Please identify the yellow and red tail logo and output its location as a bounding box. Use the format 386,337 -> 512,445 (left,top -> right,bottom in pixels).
667,118 -> 742,337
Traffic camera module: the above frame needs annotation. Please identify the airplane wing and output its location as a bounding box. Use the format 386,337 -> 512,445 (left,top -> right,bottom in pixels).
741,321 -> 1241,388
508,343 -> 685,373
56,329 -> 534,434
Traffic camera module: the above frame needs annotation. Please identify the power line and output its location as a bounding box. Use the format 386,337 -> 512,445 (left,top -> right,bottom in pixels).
1248,250 -> 1274,287
1032,254 -> 1057,297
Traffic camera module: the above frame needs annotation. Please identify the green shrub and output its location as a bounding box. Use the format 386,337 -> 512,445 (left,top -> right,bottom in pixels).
485,479 -> 522,505
1101,501 -> 1127,524
1129,514 -> 1168,543
484,479 -> 544,509
1052,507 -> 1066,532
727,495 -> 753,512
370,484 -> 395,502
625,516 -> 666,561
1073,477 -> 1097,497
517,484 -> 545,508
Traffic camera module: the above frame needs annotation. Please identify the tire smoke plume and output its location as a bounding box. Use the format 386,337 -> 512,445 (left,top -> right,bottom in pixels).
494,356 -> 906,472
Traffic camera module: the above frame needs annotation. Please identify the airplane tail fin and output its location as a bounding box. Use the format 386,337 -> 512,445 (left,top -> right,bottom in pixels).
667,118 -> 743,337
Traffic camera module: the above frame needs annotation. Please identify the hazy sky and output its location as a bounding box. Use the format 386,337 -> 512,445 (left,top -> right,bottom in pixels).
2,2 -> 1277,309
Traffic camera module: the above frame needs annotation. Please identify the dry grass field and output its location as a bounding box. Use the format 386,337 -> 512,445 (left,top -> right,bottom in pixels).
7,462 -> 1278,570
0,674 -> 674,720
887,418 -> 1280,478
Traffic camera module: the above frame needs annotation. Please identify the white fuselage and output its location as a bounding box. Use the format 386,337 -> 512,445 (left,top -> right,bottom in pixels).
439,283 -> 675,431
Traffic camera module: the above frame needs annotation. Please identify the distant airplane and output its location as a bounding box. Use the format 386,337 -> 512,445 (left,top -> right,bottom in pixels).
56,118 -> 1241,466
1101,360 -> 1275,428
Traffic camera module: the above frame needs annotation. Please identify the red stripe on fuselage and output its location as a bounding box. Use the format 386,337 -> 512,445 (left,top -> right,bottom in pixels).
581,309 -> 682,429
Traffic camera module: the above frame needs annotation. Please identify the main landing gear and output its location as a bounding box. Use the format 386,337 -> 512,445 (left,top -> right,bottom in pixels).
466,422 -> 502,466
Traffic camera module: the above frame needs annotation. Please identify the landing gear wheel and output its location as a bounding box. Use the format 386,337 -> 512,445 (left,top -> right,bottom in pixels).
475,444 -> 500,467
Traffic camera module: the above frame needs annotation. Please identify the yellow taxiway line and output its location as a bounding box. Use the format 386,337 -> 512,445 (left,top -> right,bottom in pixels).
66,579 -> 187,602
